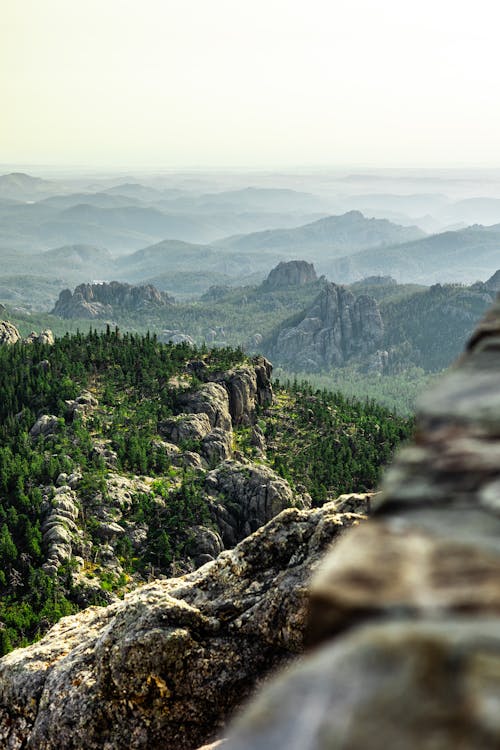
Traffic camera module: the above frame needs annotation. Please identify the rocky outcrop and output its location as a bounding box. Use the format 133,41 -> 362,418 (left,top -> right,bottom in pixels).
0,320 -> 21,344
52,281 -> 174,319
214,357 -> 273,427
223,295 -> 500,749
204,460 -> 311,547
25,329 -> 55,346
261,260 -> 318,290
0,322 -> 55,347
269,283 -> 384,370
0,497 -> 369,750
162,330 -> 195,345
65,391 -> 98,419
41,486 -> 80,574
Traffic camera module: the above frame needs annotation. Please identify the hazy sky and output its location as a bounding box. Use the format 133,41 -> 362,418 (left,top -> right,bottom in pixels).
2,0 -> 500,168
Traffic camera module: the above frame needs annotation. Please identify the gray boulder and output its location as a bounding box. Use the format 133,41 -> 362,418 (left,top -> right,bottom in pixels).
0,320 -> 21,345
201,428 -> 233,466
216,357 -> 273,427
25,329 -> 55,345
29,415 -> 60,439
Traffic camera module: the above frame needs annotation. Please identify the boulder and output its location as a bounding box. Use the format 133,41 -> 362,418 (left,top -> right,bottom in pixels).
216,357 -> 273,427
201,428 -> 233,465
29,415 -> 60,439
0,320 -> 21,345
25,329 -> 55,345
41,486 -> 80,574
226,620 -> 500,750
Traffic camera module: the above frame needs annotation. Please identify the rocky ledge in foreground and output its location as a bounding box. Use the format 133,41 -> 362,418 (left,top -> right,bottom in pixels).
224,296 -> 500,749
0,495 -> 369,750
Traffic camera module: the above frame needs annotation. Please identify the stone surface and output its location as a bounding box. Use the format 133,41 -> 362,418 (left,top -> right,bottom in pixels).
226,619 -> 500,750
223,295 -> 500,749
269,282 -> 384,370
261,260 -> 318,290
0,498 -> 368,750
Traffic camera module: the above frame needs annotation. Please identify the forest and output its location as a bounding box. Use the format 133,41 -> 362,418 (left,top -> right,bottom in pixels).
0,330 -> 412,654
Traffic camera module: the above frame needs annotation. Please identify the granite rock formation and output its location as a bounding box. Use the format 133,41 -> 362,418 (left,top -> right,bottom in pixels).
269,283 -> 384,370
224,295 -> 500,749
0,497 -> 369,750
0,320 -> 21,345
261,260 -> 318,290
204,459 -> 310,547
0,322 -> 54,347
52,281 -> 173,319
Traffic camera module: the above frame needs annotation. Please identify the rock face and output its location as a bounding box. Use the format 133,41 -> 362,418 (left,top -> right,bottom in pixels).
224,295 -> 500,749
0,497 -> 369,750
52,281 -> 174,319
261,260 -> 318,290
270,283 -> 384,370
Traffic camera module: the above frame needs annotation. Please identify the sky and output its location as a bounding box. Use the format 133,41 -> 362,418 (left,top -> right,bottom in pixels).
1,0 -> 500,169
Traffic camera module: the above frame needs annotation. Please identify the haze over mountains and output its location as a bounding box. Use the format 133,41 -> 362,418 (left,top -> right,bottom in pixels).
1,168 -> 500,311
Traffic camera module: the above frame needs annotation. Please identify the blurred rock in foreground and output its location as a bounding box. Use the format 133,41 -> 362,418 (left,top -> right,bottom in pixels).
224,296 -> 500,749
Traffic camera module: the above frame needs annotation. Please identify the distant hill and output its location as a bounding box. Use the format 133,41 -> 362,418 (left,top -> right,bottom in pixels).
43,243 -> 112,265
0,172 -> 59,201
218,211 -> 425,259
38,192 -> 145,210
115,238 -> 286,285
329,224 -> 500,284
